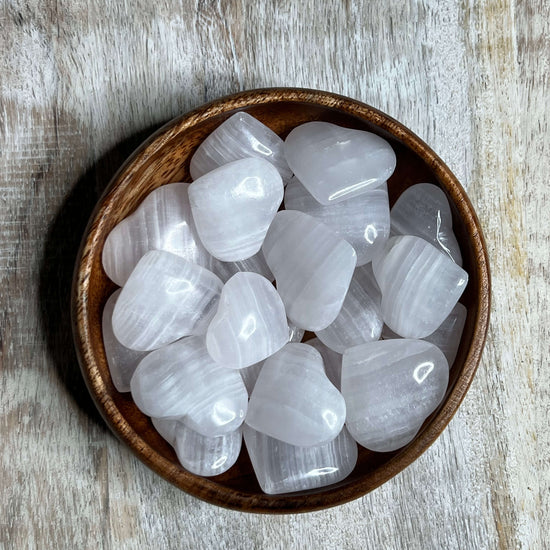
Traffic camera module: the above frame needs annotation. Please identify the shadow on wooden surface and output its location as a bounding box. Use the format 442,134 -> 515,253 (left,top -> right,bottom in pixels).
38,124 -> 163,428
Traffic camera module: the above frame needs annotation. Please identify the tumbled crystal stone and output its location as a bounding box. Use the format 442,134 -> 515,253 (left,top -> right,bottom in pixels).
315,275 -> 383,353
373,236 -> 468,338
342,339 -> 448,452
383,303 -> 467,367
307,337 -> 343,390
262,210 -> 357,331
112,251 -> 222,350
353,262 -> 382,308
206,272 -> 288,369
174,423 -> 242,477
246,343 -> 346,446
390,183 -> 462,266
284,121 -> 396,205
244,425 -> 357,494
130,337 -> 247,435
188,158 -> 284,261
152,417 -> 243,477
209,250 -> 274,283
102,183 -> 210,286
102,290 -> 148,392
284,177 -> 390,265
190,112 -> 293,183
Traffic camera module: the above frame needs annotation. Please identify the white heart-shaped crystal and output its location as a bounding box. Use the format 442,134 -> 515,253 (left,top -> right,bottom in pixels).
307,337 -> 343,390
130,337 -> 247,436
391,183 -> 462,265
206,272 -> 288,369
284,122 -> 396,205
102,290 -> 148,392
112,250 -> 222,350
102,183 -> 210,286
244,425 -> 357,494
284,177 -> 390,265
188,157 -> 284,261
342,339 -> 448,452
373,236 -> 468,338
382,302 -> 467,367
152,417 -> 242,477
190,112 -> 292,183
246,343 -> 346,446
262,210 -> 357,331
315,274 -> 383,353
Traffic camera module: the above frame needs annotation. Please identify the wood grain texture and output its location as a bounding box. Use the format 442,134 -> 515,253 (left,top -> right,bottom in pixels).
0,0 -> 547,548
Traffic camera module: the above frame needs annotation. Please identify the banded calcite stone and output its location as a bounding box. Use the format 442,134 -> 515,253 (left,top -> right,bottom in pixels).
102,290 -> 148,392
382,302 -> 467,367
315,275 -> 383,353
284,176 -> 390,265
152,417 -> 242,477
353,262 -> 382,307
190,112 -> 292,183
244,425 -> 357,494
246,343 -> 346,447
390,183 -> 462,265
373,236 -> 468,338
284,121 -> 396,205
206,272 -> 288,369
112,250 -> 222,350
262,210 -> 357,331
209,250 -> 274,283
342,339 -> 448,452
102,183 -> 210,286
188,158 -> 283,261
307,337 -> 343,391
130,337 -> 247,435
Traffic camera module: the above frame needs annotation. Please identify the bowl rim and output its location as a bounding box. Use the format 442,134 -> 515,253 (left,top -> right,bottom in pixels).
71,87 -> 491,513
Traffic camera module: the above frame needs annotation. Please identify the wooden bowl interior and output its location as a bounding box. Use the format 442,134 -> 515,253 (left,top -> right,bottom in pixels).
73,90 -> 489,512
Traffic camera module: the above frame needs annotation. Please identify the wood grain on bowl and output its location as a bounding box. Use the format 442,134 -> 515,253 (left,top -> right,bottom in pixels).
71,88 -> 490,513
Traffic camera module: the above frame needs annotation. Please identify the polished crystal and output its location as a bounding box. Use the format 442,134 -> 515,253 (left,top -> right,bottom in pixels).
244,425 -> 357,494
112,250 -> 222,350
307,337 -> 343,390
284,177 -> 390,265
206,272 -> 288,369
102,183 -> 210,286
152,417 -> 242,477
316,275 -> 383,353
188,157 -> 283,261
391,183 -> 462,265
246,343 -> 346,447
262,210 -> 357,331
342,339 -> 448,452
372,236 -> 468,338
102,290 -> 149,392
284,122 -> 396,205
209,250 -> 274,283
382,303 -> 467,367
130,337 -> 247,436
190,112 -> 293,183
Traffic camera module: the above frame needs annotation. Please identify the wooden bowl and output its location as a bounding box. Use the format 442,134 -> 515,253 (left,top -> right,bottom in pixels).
72,88 -> 490,513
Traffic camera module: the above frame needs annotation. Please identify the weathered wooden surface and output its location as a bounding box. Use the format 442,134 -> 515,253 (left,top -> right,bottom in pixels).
0,1 -> 547,548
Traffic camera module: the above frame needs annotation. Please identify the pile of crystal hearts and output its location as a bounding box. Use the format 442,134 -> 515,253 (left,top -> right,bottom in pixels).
101,112 -> 468,495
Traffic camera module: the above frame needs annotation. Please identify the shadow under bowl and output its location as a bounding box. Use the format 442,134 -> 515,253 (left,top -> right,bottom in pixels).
72,87 -> 490,513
